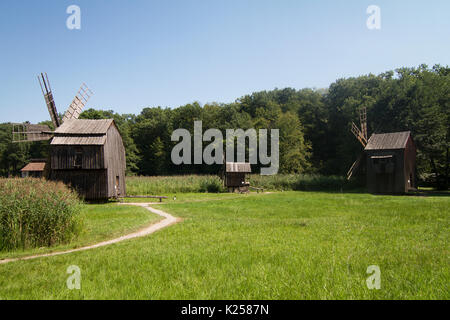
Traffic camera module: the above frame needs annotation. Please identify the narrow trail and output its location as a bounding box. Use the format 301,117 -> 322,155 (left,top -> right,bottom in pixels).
0,203 -> 181,265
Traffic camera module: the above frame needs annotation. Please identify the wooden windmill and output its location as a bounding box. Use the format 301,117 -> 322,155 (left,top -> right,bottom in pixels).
346,106 -> 417,193
12,73 -> 93,143
346,106 -> 368,180
13,73 -> 127,200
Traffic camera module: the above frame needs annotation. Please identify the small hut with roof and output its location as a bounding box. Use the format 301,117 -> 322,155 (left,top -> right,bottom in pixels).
224,162 -> 251,193
20,159 -> 48,178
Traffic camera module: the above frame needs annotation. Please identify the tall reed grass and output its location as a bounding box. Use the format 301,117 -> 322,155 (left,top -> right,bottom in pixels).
0,178 -> 83,251
126,174 -> 363,195
126,175 -> 225,195
249,174 -> 363,191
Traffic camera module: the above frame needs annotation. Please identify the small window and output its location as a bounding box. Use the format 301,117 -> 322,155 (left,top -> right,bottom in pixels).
74,147 -> 83,168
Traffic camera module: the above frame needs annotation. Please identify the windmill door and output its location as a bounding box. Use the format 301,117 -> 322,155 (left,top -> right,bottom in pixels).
115,176 -> 121,197
372,155 -> 395,193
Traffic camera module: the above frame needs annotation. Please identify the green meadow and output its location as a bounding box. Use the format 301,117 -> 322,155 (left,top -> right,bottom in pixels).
0,191 -> 448,299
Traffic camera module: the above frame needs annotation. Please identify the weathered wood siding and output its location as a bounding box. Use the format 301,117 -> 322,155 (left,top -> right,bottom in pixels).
51,146 -> 104,170
50,169 -> 108,199
225,172 -> 246,187
403,136 -> 416,191
366,149 -> 405,193
103,124 -> 126,197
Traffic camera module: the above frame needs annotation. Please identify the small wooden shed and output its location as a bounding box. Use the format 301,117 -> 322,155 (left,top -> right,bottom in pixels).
365,131 -> 416,194
49,119 -> 126,200
20,159 -> 48,178
224,162 -> 251,192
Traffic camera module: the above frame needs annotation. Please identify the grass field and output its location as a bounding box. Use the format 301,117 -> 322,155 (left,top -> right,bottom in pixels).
0,203 -> 161,260
0,191 -> 448,299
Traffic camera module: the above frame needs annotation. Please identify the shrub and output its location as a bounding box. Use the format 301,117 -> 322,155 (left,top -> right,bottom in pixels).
199,176 -> 225,193
0,178 -> 83,251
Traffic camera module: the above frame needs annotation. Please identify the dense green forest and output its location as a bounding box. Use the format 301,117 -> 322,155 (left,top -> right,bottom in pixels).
0,65 -> 448,189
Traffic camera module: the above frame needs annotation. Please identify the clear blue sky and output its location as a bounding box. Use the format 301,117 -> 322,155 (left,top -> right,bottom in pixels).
0,0 -> 448,123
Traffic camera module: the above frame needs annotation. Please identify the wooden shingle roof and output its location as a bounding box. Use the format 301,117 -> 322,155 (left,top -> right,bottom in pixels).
21,162 -> 47,172
54,119 -> 114,135
51,135 -> 107,145
365,131 -> 411,150
225,162 -> 252,173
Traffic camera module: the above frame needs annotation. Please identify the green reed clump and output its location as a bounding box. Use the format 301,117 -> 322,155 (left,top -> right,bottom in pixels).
0,178 -> 84,251
199,176 -> 225,193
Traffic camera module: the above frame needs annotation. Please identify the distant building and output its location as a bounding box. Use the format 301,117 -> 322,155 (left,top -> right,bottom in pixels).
224,162 -> 251,193
20,159 -> 48,178
49,119 -> 126,200
365,131 -> 416,193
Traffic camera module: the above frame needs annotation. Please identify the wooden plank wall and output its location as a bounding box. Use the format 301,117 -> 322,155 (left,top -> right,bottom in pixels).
403,137 -> 417,190
366,149 -> 405,193
225,173 -> 246,187
51,145 -> 104,170
50,169 -> 108,199
104,125 -> 127,197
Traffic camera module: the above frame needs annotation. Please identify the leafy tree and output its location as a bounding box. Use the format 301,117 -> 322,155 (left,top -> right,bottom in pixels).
275,112 -> 311,173
1,64 -> 447,188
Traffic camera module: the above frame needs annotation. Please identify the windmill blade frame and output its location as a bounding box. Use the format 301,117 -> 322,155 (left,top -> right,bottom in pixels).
347,106 -> 370,180
62,83 -> 93,123
351,122 -> 367,147
38,73 -> 61,128
347,152 -> 364,180
12,123 -> 53,143
359,106 -> 367,141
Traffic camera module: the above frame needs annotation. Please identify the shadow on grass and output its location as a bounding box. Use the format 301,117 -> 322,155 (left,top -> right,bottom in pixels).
407,189 -> 450,197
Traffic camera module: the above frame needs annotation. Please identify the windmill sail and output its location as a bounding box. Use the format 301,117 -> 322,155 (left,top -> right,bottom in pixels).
38,73 -> 61,128
359,107 -> 367,141
62,83 -> 93,123
351,122 -> 367,147
12,123 -> 53,143
347,152 -> 364,180
13,73 -> 93,144
347,107 -> 369,179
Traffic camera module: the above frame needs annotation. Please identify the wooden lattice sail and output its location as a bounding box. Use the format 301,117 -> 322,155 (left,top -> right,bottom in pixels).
62,83 -> 93,123
12,123 -> 53,143
38,73 -> 60,128
347,106 -> 369,180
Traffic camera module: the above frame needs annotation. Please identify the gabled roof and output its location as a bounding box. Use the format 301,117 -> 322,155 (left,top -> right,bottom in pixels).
54,119 -> 114,135
21,162 -> 47,172
225,162 -> 252,173
365,131 -> 411,150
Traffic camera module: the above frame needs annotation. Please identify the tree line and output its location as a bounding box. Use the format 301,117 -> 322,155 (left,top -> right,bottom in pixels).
0,64 -> 448,189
